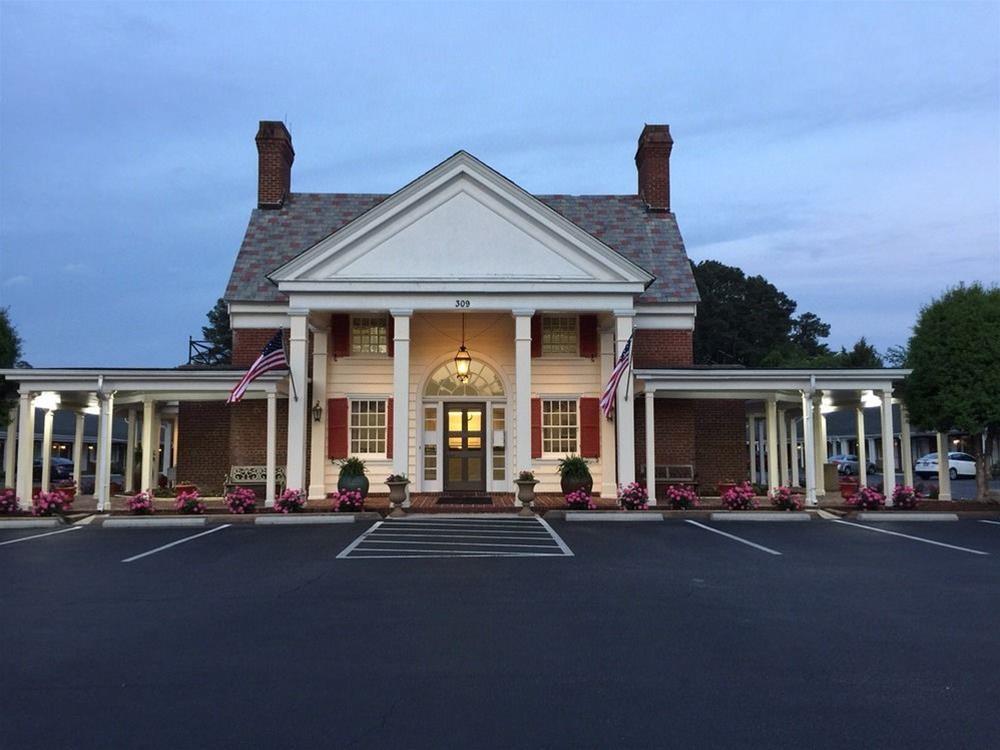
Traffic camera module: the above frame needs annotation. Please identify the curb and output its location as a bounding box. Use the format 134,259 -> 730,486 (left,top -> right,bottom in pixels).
0,518 -> 64,529
710,512 -> 810,522
565,511 -> 663,522
103,517 -> 207,528
255,514 -> 361,525
857,512 -> 959,522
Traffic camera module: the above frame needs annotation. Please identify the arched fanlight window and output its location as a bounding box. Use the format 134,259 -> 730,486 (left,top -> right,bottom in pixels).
423,360 -> 505,397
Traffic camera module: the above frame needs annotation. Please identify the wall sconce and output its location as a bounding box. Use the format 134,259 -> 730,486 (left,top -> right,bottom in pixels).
312,401 -> 323,423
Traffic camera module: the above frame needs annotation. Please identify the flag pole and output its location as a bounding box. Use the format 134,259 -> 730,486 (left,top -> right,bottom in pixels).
282,328 -> 299,402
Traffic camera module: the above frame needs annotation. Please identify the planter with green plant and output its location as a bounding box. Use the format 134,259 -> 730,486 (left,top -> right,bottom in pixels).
385,473 -> 409,506
558,455 -> 593,496
336,457 -> 369,498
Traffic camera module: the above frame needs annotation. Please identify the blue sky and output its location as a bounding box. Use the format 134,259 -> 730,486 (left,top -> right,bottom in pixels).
1,1 -> 997,366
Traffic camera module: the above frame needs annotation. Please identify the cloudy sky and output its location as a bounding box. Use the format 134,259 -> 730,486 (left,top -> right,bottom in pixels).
1,1 -> 997,367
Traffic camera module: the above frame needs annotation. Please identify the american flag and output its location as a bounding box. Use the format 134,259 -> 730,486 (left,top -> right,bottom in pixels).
226,330 -> 288,404
599,334 -> 633,418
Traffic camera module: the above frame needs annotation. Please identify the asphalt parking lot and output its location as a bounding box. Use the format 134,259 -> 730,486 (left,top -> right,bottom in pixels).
2,517 -> 999,749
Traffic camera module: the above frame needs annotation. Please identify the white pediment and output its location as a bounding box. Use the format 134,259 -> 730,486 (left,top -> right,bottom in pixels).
269,152 -> 652,289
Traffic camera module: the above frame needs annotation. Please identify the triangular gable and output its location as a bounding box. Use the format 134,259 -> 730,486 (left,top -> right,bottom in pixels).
268,151 -> 653,288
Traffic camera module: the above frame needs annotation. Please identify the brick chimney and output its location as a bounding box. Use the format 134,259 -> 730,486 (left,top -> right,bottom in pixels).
256,121 -> 294,209
635,124 -> 673,211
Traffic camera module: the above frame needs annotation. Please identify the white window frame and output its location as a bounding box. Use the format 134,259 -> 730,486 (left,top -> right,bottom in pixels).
541,315 -> 579,357
350,314 -> 389,356
349,398 -> 388,458
541,398 -> 579,458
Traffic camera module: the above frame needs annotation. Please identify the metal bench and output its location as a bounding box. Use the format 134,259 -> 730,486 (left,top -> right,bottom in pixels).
638,464 -> 699,498
224,465 -> 286,498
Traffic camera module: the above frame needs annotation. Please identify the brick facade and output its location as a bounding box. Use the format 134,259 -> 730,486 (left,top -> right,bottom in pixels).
633,329 -> 693,368
256,121 -> 294,209
176,402 -> 231,495
693,399 -> 749,490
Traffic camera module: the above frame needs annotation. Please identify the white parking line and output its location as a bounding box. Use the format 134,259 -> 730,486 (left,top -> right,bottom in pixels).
345,550 -> 569,559
121,524 -> 231,563
536,515 -> 574,556
361,538 -> 560,549
0,526 -> 83,547
372,532 -> 554,541
336,520 -> 385,559
979,520 -> 1000,526
832,519 -> 989,555
685,520 -> 782,556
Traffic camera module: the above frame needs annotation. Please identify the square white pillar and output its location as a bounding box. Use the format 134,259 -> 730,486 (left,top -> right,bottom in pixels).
15,392 -> 35,506
790,417 -> 800,487
813,398 -> 826,497
513,310 -> 534,479
856,403 -> 868,488
599,326 -> 617,497
880,390 -> 896,504
285,311 -> 310,491
72,412 -> 85,489
899,404 -> 914,488
308,322 -> 330,500
124,408 -> 137,492
801,393 -> 817,506
748,416 -> 757,484
40,409 -> 54,491
391,310 -> 411,479
644,390 -> 656,506
765,399 -> 779,492
936,431 -> 952,501
614,312 -> 635,486
3,403 -> 17,489
266,391 -> 277,507
140,399 -> 155,493
95,393 -> 115,511
777,409 -> 789,486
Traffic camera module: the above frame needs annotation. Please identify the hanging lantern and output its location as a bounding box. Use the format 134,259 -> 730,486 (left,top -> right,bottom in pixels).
454,313 -> 472,382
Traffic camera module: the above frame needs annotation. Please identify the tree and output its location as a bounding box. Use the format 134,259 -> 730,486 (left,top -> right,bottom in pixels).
201,298 -> 232,364
903,283 -> 1000,501
838,337 -> 883,369
0,308 -> 24,417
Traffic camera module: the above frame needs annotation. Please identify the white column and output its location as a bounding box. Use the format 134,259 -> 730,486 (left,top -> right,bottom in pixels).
614,312 -> 635,485
790,417 -> 800,487
285,311 -> 309,491
757,418 -> 767,481
4,403 -> 18,489
140,398 -> 155,492
748,416 -> 757,484
867,437 -> 877,466
880,390 -> 896,504
899,404 -> 913,488
171,419 -> 179,469
765,398 -> 779,492
599,326 -> 617,497
936,431 -> 952,501
777,408 -> 789,486
40,409 -> 54,491
644,390 -> 656,506
390,310 -> 411,479
72,412 -> 85,488
124,407 -> 137,492
161,419 -> 172,475
813,398 -> 826,497
265,391 -> 277,508
801,392 -> 817,506
856,403 -> 868,488
15,392 -> 35,506
513,310 -> 534,480
308,323 -> 330,500
95,393 -> 115,511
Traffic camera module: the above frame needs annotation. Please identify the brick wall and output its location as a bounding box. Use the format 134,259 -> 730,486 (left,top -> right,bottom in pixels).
233,329 -> 288,368
176,402 -> 231,495
633,329 -> 693,368
694,399 -> 748,491
634,398 -> 696,473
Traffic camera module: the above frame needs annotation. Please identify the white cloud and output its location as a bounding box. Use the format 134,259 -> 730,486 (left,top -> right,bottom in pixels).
2,275 -> 30,287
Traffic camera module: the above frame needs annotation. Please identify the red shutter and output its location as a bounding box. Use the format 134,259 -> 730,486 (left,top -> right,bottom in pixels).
579,315 -> 598,359
530,314 -> 542,358
386,398 -> 393,459
328,398 -> 349,459
531,398 -> 542,459
386,315 -> 394,357
579,397 -> 600,458
331,314 -> 350,358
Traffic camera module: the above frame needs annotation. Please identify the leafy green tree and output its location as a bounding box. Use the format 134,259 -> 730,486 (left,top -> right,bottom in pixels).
903,283 -> 1000,500
201,298 -> 232,364
790,312 -> 832,357
838,337 -> 883,368
0,308 -> 24,417
883,344 -> 909,368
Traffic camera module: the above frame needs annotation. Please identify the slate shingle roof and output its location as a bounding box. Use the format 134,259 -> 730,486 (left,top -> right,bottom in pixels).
224,192 -> 697,305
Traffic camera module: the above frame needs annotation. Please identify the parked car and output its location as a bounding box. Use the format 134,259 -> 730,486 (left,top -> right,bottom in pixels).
914,452 -> 977,480
32,457 -> 74,484
834,454 -> 877,476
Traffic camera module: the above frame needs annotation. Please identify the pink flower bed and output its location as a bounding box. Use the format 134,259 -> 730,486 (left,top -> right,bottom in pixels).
275,488 -> 306,513
770,486 -> 804,511
663,484 -> 699,510
225,486 -> 257,514
617,482 -> 648,510
0,488 -> 20,515
33,491 -> 72,516
126,491 -> 155,515
721,481 -> 758,510
565,489 -> 595,510
175,490 -> 206,514
329,489 -> 364,512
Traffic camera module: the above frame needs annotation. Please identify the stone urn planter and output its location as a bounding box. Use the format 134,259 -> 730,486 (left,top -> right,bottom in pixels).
385,476 -> 409,517
557,456 -> 593,496
514,477 -> 539,516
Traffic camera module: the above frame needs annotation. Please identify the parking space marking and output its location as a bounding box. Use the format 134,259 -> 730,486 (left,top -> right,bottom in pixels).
338,517 -> 573,559
121,524 -> 231,563
0,526 -> 83,547
685,520 -> 782,556
831,520 -> 989,555
979,520 -> 1000,526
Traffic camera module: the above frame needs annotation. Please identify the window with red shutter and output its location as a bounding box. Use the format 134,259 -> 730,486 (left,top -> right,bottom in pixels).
386,316 -> 395,357
530,314 -> 542,358
579,315 -> 598,359
328,398 -> 349,459
330,314 -> 350,358
530,398 -> 542,458
579,397 -> 600,458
